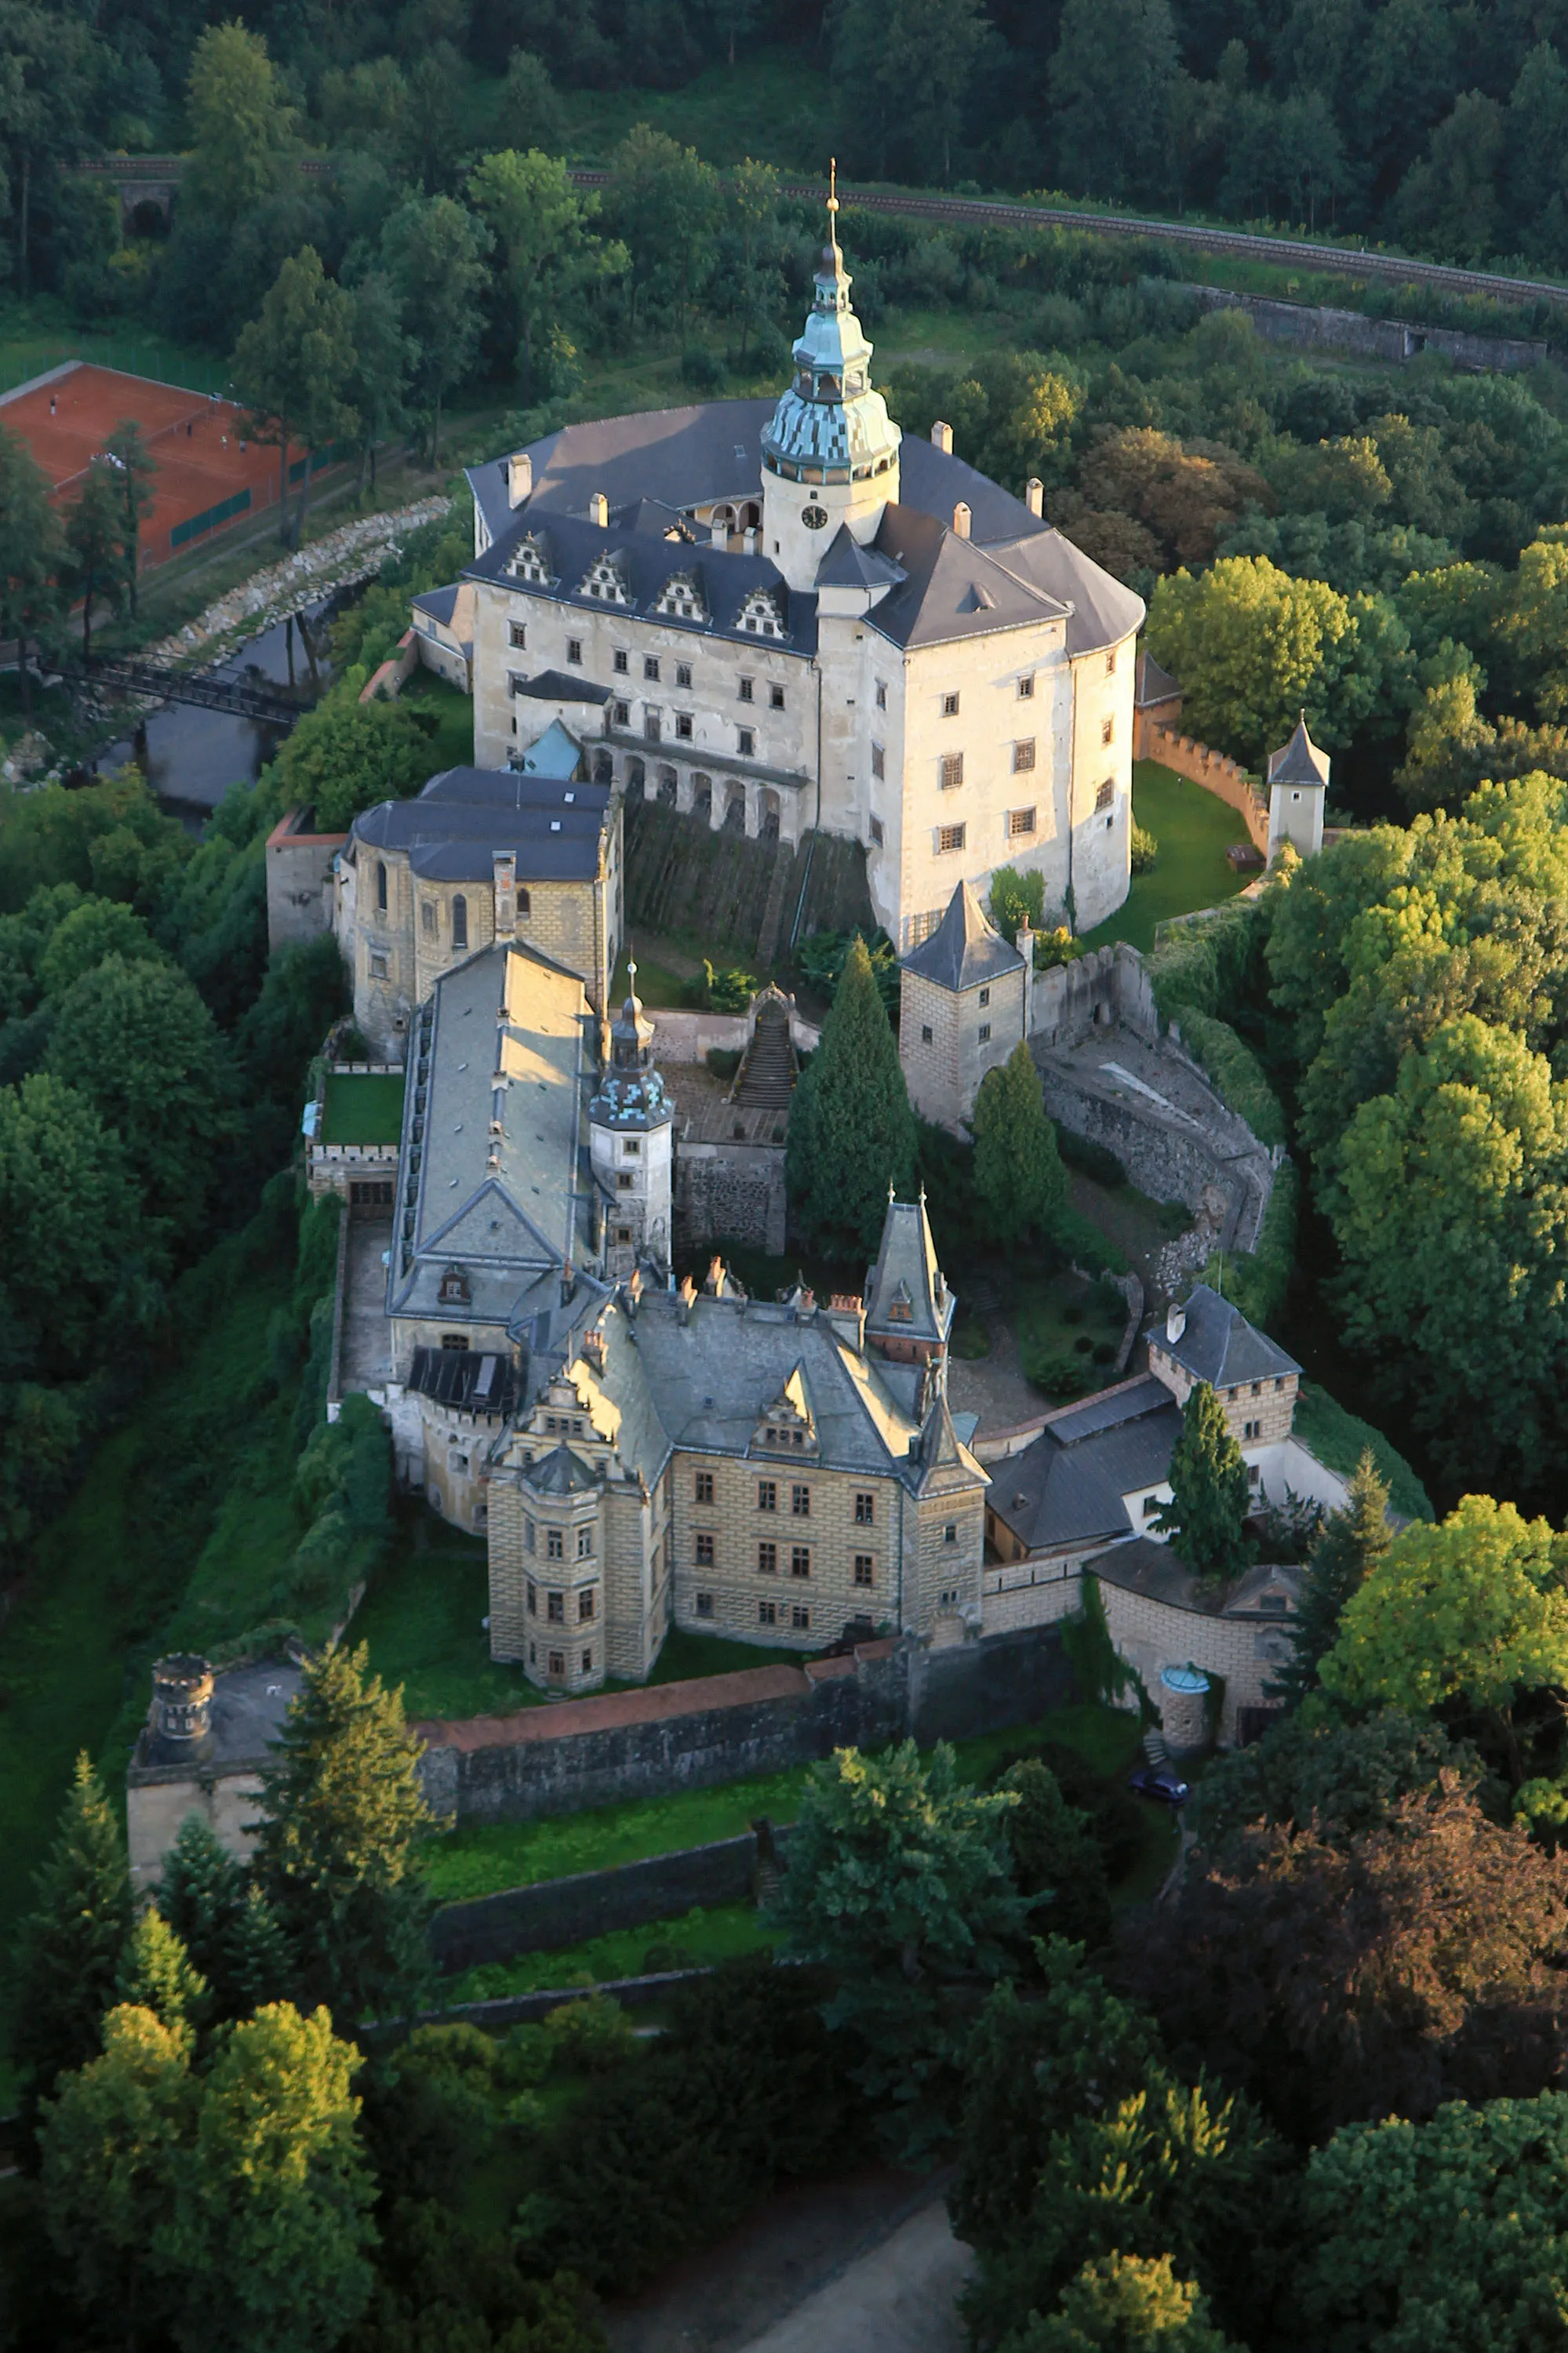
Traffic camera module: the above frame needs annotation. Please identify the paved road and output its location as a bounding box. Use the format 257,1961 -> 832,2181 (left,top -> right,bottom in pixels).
734,2198 -> 972,2353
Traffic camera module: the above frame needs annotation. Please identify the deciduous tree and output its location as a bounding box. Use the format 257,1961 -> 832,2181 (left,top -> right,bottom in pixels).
467,147 -> 624,399
1272,1448 -> 1391,1706
63,459 -> 129,659
183,20 -> 298,224
103,420 -> 158,617
0,419 -> 62,715
231,245 -> 360,543
381,193 -> 490,466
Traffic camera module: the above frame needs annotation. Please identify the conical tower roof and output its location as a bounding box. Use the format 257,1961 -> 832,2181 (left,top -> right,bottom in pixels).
900,880 -> 1024,993
1267,714 -> 1330,787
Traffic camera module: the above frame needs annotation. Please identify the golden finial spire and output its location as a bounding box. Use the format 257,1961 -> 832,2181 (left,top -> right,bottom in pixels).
828,157 -> 839,219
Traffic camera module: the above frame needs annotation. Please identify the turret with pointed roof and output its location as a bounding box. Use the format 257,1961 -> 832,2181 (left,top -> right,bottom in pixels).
864,1190 -> 955,1368
1266,714 -> 1330,862
897,879 -> 1030,1135
588,956 -> 673,1278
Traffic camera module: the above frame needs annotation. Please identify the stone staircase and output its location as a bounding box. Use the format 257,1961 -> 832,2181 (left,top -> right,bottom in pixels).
733,1002 -> 795,1111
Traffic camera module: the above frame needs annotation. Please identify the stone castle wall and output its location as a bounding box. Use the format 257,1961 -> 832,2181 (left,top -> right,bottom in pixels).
675,1141 -> 787,1254
1146,728 -> 1270,855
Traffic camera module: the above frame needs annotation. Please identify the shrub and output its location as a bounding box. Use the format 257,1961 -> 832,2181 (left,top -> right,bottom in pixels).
1177,1010 -> 1286,1147
1202,1158 -> 1297,1330
1130,820 -> 1159,874
684,961 -> 756,1013
681,347 -> 726,391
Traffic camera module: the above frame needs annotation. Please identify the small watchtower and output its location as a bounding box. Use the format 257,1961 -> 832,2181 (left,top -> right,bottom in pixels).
588,961 -> 673,1276
897,881 -> 1027,1134
1267,715 -> 1330,861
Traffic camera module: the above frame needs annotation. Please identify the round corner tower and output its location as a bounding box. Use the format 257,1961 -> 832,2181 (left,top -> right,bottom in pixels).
589,962 -> 673,1276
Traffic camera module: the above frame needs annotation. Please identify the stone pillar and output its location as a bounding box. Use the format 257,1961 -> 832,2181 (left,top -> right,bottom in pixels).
744,781 -> 761,838
676,772 -> 695,816
1159,1664 -> 1210,1757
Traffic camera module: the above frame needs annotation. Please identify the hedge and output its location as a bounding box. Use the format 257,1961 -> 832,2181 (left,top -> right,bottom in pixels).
1202,1157 -> 1297,1330
1176,1009 -> 1287,1149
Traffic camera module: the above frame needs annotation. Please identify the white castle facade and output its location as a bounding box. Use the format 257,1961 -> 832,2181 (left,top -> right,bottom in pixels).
462,199 -> 1145,949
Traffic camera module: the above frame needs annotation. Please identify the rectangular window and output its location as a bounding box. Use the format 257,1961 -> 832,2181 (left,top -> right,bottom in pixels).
645,711 -> 661,742
547,1590 -> 564,1622
614,700 -> 630,726
944,1523 -> 958,1544
1101,716 -> 1114,746
527,1579 -> 537,1613
875,679 -> 888,710
546,1529 -> 564,1561
548,1649 -> 565,1676
676,712 -> 693,740
567,637 -> 583,664
695,1531 -> 715,1566
1143,1494 -> 1162,1517
770,683 -> 785,709
421,900 -> 436,938
920,1023 -> 933,1043
676,661 -> 692,689
791,1484 -> 810,1517
738,727 -> 755,756
739,677 -> 754,702
979,987 -> 990,1008
577,1526 -> 593,1558
758,1540 -> 777,1574
855,1492 -> 875,1525
941,690 -> 960,716
1010,807 -> 1036,838
644,655 -> 660,681
695,1591 -> 714,1618
791,1604 -> 810,1630
613,649 -> 628,675
759,1599 -> 777,1625
1018,673 -> 1035,700
1013,738 -> 1036,773
791,1545 -> 811,1578
579,1588 -> 595,1620
509,620 -> 526,649
939,823 -> 966,853
758,1479 -> 777,1511
940,753 -> 964,791
369,950 -> 388,978
871,741 -> 885,780
582,1648 -> 593,1672
1095,777 -> 1114,812
695,1471 -> 714,1505
854,1555 -> 874,1587
1244,1418 -> 1261,1440
617,1171 -> 635,1191
870,815 -> 885,846
1106,649 -> 1117,676
525,1519 -> 537,1555
978,1023 -> 991,1043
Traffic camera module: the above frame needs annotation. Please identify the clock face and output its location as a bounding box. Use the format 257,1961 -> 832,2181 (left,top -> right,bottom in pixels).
802,504 -> 828,530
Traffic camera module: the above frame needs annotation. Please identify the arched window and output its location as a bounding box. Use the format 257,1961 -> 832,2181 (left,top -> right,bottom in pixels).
377,860 -> 387,912
452,895 -> 467,950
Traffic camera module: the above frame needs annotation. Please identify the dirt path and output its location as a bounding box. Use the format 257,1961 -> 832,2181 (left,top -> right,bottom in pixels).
736,2196 -> 971,2353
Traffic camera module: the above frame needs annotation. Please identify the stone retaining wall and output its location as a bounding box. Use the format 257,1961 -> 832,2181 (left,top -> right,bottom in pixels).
1188,282 -> 1550,373
675,1142 -> 788,1254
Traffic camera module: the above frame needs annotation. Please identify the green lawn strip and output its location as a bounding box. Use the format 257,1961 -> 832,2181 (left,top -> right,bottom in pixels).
401,671 -> 475,772
1293,1381 -> 1434,1522
353,1518 -> 544,1723
642,1627 -> 806,1685
321,1071 -> 405,1145
443,1900 -> 774,2005
427,1766 -> 813,1904
1079,762 -> 1250,955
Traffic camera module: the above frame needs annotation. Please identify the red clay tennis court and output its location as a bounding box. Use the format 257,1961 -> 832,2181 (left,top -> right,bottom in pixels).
0,361 -> 321,569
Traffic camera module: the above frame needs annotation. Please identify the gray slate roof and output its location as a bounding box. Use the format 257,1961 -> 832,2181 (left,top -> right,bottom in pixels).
1268,717 -> 1331,787
864,1197 -> 953,1347
990,1376 -> 1184,1555
526,1442 -> 601,1495
1151,1286 -> 1301,1389
1135,648 -> 1181,705
351,766 -> 609,883
413,584 -> 460,627
516,669 -> 612,704
901,880 -> 1024,992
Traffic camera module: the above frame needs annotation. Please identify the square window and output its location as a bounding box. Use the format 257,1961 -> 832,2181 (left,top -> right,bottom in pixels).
1013,738 -> 1036,773
1095,777 -> 1114,812
644,655 -> 660,681
738,728 -> 755,756
613,649 -> 628,674
547,1590 -> 564,1621
582,1647 -> 593,1672
791,1484 -> 810,1517
1101,716 -> 1114,746
938,823 -> 966,853
695,1531 -> 715,1566
696,1591 -> 714,1618
617,1171 -> 635,1190
579,1588 -> 595,1620
739,677 -> 754,702
855,1491 -> 875,1525
1018,674 -> 1035,700
978,1023 -> 991,1043
676,712 -> 693,740
758,1540 -> 777,1574
369,951 -> 388,979
1143,1494 -> 1162,1517
770,684 -> 785,709
875,679 -> 888,710
509,620 -> 526,649
871,742 -> 885,780
759,1599 -> 777,1625
695,1471 -> 714,1505
567,638 -> 583,664
870,815 -> 885,847
940,753 -> 963,791
854,1555 -> 874,1587
758,1479 -> 777,1511
978,987 -> 990,1008
791,1604 -> 810,1630
921,1023 -> 933,1043
942,690 -> 960,716
1010,807 -> 1035,838
614,700 -> 630,726
676,661 -> 692,688
546,1529 -> 564,1561
791,1545 -> 811,1578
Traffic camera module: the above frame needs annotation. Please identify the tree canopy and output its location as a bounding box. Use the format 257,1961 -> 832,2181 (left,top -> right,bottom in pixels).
1153,1380 -> 1251,1584
973,1042 -> 1069,1249
786,933 -> 918,1260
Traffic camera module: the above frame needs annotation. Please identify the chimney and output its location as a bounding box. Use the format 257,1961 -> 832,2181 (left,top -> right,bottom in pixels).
583,1326 -> 606,1373
508,451 -> 532,508
561,1260 -> 577,1304
704,1254 -> 727,1297
828,1292 -> 866,1352
711,515 -> 728,548
743,526 -> 759,556
795,1285 -> 816,1322
1166,1300 -> 1187,1347
931,420 -> 953,454
589,491 -> 608,529
493,849 -> 517,938
952,501 -> 971,540
678,1272 -> 697,1325
151,1654 -> 214,1744
1025,476 -> 1044,518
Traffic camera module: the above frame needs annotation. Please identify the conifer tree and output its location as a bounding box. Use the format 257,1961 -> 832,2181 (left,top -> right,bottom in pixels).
13,1754 -> 132,2123
1273,1449 -> 1392,1707
972,1040 -> 1068,1248
785,932 -> 917,1259
252,1643 -> 433,2024
116,1909 -> 209,2040
1154,1380 -> 1252,1584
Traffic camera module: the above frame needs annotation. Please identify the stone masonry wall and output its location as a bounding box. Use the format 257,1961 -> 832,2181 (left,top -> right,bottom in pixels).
1188,283 -> 1549,374
675,1142 -> 787,1254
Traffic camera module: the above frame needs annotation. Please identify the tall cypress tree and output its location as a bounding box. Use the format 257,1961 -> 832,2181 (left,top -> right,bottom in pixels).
1154,1380 -> 1252,1584
12,1754 -> 133,2125
786,932 -> 917,1259
1274,1449 -> 1392,1707
252,1643 -> 433,2025
973,1041 -> 1068,1248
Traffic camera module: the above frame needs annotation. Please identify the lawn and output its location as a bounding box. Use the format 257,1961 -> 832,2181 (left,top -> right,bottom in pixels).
355,1514 -> 543,1723
321,1070 -> 406,1145
446,1900 -> 774,2004
1080,762 -> 1252,955
402,671 -> 475,773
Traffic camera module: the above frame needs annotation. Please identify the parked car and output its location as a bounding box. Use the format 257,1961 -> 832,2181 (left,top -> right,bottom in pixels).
1129,1763 -> 1190,1808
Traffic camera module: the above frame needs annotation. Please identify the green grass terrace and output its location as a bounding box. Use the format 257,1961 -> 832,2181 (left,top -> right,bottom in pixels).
321,1070 -> 406,1145
1081,761 -> 1252,955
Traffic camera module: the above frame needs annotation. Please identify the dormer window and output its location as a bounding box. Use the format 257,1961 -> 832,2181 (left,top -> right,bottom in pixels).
438,1268 -> 471,1306
737,587 -> 785,640
580,554 -> 629,605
